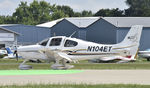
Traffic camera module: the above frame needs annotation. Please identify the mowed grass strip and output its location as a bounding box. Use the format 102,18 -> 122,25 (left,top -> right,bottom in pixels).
1,84 -> 150,88
0,70 -> 83,75
0,58 -> 150,70
72,63 -> 150,69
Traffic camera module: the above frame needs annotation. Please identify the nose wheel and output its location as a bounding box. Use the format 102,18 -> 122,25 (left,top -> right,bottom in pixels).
19,64 -> 32,70
19,59 -> 32,70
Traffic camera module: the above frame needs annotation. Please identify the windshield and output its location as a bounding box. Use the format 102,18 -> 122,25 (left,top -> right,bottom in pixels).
49,38 -> 62,46
39,39 -> 49,46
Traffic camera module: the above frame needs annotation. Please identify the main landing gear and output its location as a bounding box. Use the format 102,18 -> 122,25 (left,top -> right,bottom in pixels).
51,58 -> 74,70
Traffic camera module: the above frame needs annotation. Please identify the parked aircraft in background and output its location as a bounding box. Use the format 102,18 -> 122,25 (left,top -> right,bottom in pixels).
16,25 -> 143,70
0,49 -> 7,58
0,50 -> 7,55
138,49 -> 150,61
3,47 -> 15,59
3,47 -> 22,59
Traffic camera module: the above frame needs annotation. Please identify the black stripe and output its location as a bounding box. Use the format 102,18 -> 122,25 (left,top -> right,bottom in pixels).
68,53 -> 118,55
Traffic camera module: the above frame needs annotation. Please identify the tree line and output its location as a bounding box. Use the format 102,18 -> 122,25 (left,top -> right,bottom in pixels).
0,0 -> 150,25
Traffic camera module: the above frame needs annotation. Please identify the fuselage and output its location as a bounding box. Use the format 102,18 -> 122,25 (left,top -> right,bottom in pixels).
43,36 -> 133,61
138,50 -> 150,58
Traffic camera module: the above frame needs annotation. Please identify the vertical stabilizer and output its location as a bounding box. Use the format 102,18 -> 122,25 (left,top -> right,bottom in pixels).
120,25 -> 143,45
117,25 -> 143,60
5,48 -> 13,54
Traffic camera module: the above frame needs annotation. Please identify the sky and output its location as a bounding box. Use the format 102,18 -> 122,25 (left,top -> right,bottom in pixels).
0,0 -> 128,16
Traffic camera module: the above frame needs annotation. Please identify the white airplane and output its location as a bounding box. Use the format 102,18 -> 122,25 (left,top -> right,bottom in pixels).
3,47 -> 22,59
0,49 -> 7,58
3,47 -> 16,59
138,49 -> 150,61
0,48 -> 18,59
17,25 -> 143,70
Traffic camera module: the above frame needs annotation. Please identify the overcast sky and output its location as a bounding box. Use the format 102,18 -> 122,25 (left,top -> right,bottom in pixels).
0,0 -> 128,16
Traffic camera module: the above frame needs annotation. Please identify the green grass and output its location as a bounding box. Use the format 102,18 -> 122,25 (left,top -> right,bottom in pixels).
0,70 -> 83,75
1,84 -> 150,88
0,59 -> 23,63
72,63 -> 150,69
0,58 -> 150,70
72,59 -> 150,69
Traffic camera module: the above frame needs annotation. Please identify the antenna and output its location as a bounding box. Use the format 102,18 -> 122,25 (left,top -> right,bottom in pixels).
53,32 -> 56,36
117,21 -> 118,27
69,31 -> 76,38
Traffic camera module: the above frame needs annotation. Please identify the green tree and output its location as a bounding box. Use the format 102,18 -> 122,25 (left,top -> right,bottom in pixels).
11,0 -> 69,25
38,1 -> 53,23
56,5 -> 74,17
81,10 -> 93,17
125,0 -> 150,16
73,12 -> 82,17
0,16 -> 5,24
13,1 -> 31,24
29,0 -> 54,24
0,16 -> 16,24
51,10 -> 67,20
94,8 -> 124,17
12,0 -> 54,25
4,16 -> 16,24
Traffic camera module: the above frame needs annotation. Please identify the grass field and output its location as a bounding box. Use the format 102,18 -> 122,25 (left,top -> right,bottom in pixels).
1,84 -> 150,88
0,59 -> 150,87
0,58 -> 150,70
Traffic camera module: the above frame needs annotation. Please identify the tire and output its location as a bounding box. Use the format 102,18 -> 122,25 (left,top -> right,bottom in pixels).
147,58 -> 150,61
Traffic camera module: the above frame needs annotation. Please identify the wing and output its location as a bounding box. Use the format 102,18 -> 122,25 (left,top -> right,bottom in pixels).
43,48 -> 72,62
100,56 -> 118,61
57,52 -> 72,61
100,56 -> 130,61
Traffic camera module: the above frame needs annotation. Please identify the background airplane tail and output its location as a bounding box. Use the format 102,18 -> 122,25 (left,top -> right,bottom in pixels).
5,47 -> 13,54
117,25 -> 143,60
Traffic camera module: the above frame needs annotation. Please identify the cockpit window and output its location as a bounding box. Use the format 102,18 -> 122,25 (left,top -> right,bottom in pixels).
64,40 -> 78,47
39,39 -> 49,46
50,38 -> 62,46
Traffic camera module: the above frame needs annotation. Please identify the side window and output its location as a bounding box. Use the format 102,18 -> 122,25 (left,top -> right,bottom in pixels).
39,39 -> 49,46
50,38 -> 62,46
64,40 -> 78,47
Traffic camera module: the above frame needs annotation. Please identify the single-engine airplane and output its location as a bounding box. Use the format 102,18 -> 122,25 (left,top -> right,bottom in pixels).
17,25 -> 143,70
138,49 -> 150,61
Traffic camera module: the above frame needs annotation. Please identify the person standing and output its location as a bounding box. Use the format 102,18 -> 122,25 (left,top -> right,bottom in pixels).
13,46 -> 18,61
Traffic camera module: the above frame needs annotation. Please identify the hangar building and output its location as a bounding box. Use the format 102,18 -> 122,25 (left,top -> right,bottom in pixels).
0,24 -> 51,45
0,27 -> 19,49
37,17 -> 150,50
